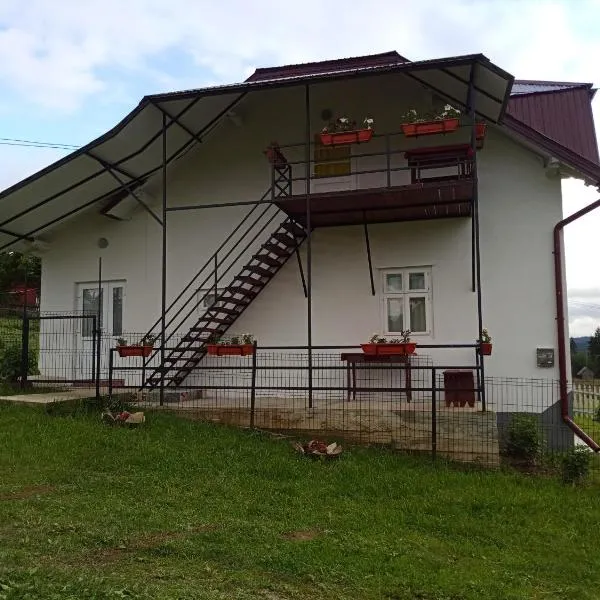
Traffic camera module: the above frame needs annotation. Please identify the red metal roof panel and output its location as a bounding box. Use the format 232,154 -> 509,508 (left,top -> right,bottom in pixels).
507,86 -> 599,164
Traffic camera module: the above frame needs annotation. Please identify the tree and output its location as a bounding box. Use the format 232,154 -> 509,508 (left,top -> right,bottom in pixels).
588,327 -> 600,360
0,252 -> 40,292
570,337 -> 577,354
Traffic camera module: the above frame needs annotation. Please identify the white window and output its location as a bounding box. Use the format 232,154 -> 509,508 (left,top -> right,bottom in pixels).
381,268 -> 431,335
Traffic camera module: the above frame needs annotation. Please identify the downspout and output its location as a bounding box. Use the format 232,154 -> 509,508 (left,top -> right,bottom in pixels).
554,197 -> 600,451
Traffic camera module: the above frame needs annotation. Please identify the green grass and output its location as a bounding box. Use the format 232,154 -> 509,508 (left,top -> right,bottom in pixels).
574,413 -> 600,445
2,404 -> 600,599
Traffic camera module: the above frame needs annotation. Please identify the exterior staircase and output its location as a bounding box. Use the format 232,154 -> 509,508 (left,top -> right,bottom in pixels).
144,216 -> 306,389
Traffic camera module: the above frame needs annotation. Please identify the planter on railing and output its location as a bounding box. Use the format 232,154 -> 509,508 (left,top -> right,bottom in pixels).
117,345 -> 154,358
207,344 -> 254,357
361,343 -> 417,356
475,122 -> 487,148
402,118 -> 460,137
480,342 -> 492,356
320,128 -> 373,146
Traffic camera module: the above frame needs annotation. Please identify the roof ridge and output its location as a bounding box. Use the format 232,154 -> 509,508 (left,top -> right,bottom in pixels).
245,51 -> 409,82
514,79 -> 593,88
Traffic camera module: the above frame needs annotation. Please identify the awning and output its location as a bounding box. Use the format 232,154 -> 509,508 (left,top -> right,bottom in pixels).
0,53 -> 513,251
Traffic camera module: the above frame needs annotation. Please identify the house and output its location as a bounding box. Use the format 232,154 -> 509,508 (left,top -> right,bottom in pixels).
0,50 -> 598,425
577,366 -> 595,380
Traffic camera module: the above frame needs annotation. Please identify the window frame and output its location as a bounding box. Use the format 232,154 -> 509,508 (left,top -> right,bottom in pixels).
380,267 -> 432,336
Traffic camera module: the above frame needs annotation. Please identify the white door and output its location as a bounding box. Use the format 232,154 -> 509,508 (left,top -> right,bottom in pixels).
75,281 -> 125,380
311,139 -> 357,194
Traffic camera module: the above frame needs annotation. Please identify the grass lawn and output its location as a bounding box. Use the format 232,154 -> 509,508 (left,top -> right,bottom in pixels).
2,404 -> 600,599
574,414 -> 600,445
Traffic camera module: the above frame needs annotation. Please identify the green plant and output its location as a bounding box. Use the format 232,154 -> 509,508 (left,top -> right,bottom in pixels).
0,341 -> 38,382
140,334 -> 157,346
321,116 -> 374,133
115,337 -> 127,347
561,446 -> 592,485
481,328 -> 491,343
399,104 -> 461,124
506,414 -> 542,462
241,333 -> 254,345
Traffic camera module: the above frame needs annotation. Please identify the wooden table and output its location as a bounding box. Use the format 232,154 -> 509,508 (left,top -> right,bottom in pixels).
340,353 -> 413,402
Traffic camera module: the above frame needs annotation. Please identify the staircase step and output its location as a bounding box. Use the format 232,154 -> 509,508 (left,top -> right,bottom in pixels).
263,242 -> 290,257
273,233 -> 296,245
164,353 -> 204,363
282,221 -> 305,237
243,265 -> 274,278
195,316 -> 233,325
207,305 -> 241,316
253,254 -> 283,268
220,290 -> 255,302
232,275 -> 264,287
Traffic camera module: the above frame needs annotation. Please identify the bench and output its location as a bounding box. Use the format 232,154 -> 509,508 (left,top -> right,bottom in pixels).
404,144 -> 474,184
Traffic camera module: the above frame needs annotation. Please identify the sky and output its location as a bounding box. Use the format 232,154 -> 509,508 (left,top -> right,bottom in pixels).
0,0 -> 599,335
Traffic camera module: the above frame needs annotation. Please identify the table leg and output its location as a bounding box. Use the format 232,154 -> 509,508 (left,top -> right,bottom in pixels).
346,363 -> 351,402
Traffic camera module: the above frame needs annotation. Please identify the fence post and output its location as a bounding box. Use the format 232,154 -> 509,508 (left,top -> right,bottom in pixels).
20,313 -> 30,390
431,367 -> 437,461
250,341 -> 258,429
108,348 -> 114,403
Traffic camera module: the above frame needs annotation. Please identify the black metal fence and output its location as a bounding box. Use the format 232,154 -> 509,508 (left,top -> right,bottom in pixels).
101,343 -> 596,473
1,313 -> 598,478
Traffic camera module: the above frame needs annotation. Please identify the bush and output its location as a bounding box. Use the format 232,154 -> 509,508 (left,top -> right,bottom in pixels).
594,404 -> 600,423
506,414 -> 542,462
0,341 -> 38,382
561,446 -> 592,485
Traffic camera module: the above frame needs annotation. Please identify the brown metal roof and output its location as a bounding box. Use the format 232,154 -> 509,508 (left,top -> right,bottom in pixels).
507,85 -> 599,164
245,51 -> 409,82
511,80 -> 593,95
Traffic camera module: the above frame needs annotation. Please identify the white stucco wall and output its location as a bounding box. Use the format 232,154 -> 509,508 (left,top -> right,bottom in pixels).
38,75 -> 565,390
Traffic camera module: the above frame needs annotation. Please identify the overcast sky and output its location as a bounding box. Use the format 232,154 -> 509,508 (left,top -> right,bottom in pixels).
0,0 -> 599,335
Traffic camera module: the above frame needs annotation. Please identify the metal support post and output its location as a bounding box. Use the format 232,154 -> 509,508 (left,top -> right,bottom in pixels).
467,63 -> 486,412
250,341 -> 258,429
20,267 -> 29,389
304,84 -> 313,409
431,368 -> 437,460
160,112 -> 168,406
363,216 -> 375,296
96,257 -> 102,404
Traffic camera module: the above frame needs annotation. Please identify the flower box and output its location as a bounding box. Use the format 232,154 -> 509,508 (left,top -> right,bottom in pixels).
207,344 -> 254,357
402,118 -> 460,137
480,342 -> 492,356
320,128 -> 373,146
360,343 -> 417,356
117,345 -> 153,358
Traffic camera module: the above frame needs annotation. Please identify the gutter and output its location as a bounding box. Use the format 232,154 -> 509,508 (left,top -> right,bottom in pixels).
554,198 -> 600,451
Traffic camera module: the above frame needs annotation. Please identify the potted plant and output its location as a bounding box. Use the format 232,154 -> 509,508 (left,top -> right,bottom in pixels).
207,333 -> 255,356
115,334 -> 157,358
479,329 -> 492,356
400,104 -> 461,137
361,331 -> 417,356
320,116 -> 374,146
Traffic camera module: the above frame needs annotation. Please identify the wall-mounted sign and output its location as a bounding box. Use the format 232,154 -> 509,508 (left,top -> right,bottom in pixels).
536,347 -> 554,368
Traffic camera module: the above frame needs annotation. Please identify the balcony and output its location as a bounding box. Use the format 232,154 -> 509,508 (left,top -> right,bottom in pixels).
266,125 -> 479,228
